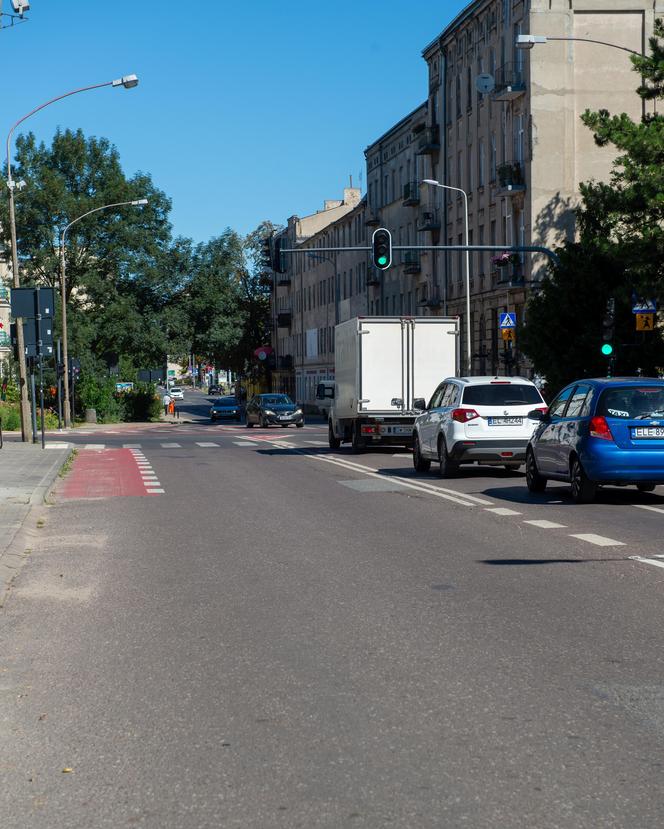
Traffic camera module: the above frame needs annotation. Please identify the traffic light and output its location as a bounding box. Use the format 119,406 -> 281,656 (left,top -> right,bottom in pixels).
372,228 -> 392,270
260,236 -> 272,269
601,297 -> 615,357
57,362 -> 65,379
272,236 -> 287,274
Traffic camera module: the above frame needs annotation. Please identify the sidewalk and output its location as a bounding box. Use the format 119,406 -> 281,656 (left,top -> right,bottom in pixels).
0,441 -> 73,600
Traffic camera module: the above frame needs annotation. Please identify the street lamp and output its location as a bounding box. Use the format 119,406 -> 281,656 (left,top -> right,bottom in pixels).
6,74 -> 139,441
422,179 -> 472,376
516,34 -> 642,57
60,198 -> 148,427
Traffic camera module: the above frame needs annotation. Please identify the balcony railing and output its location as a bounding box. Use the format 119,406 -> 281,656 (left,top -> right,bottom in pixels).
417,127 -> 441,154
365,211 -> 381,226
403,251 -> 421,274
366,270 -> 381,287
492,63 -> 526,101
0,285 -> 9,304
402,181 -> 420,206
417,209 -> 440,232
277,274 -> 291,286
496,161 -> 526,195
0,331 -> 10,347
492,263 -> 525,288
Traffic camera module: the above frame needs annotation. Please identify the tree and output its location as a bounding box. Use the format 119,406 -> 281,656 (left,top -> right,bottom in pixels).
521,20 -> 664,393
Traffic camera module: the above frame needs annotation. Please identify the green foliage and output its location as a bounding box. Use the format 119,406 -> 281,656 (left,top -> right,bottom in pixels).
522,20 -> 664,392
121,384 -> 162,422
77,375 -> 124,423
0,401 -> 21,431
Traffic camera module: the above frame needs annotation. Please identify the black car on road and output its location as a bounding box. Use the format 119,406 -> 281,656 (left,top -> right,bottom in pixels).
210,396 -> 242,421
245,394 -> 304,428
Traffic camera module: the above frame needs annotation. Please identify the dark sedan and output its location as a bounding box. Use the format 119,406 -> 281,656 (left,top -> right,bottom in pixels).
245,394 -> 304,428
210,396 -> 242,421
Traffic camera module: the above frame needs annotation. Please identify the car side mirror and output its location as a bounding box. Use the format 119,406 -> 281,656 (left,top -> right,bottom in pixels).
528,408 -> 548,422
413,398 -> 426,411
391,397 -> 404,408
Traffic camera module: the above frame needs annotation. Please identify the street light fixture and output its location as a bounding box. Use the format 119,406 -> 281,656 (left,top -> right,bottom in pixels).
516,33 -> 641,57
422,179 -> 472,376
60,198 -> 149,427
6,74 -> 139,441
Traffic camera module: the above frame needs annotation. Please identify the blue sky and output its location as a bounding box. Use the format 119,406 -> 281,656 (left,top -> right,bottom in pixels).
1,1 -> 468,244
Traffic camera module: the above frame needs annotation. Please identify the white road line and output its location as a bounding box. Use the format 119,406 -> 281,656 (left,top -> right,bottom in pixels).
633,504 -> 664,515
84,443 -> 105,450
46,442 -> 71,449
123,444 -> 142,448
234,441 -> 258,446
160,443 -> 181,448
196,442 -> 219,447
305,454 -> 484,507
629,556 -> 664,571
569,533 -> 625,547
146,488 -> 165,494
305,440 -> 328,446
523,519 -> 568,529
485,507 -> 522,516
271,442 -> 295,449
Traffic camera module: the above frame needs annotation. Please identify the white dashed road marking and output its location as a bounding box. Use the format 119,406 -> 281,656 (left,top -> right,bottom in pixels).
523,519 -> 568,529
160,443 -> 181,448
234,441 -> 258,447
485,507 -> 522,516
46,442 -> 71,449
633,504 -> 664,515
305,440 -> 328,446
196,442 -> 219,447
569,533 -> 625,547
630,556 -> 664,571
85,443 -> 105,450
123,444 -> 142,449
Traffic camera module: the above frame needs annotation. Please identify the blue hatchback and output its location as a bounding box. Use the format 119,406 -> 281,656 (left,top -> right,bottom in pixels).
525,377 -> 664,503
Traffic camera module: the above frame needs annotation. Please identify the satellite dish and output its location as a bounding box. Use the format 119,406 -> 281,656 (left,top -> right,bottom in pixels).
475,73 -> 495,94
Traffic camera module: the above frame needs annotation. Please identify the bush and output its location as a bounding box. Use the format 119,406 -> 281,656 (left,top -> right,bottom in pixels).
77,376 -> 124,423
0,400 -> 21,431
120,383 -> 161,421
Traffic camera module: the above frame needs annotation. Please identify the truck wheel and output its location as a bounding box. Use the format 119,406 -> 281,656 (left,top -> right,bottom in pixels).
328,421 -> 341,450
413,434 -> 431,473
351,423 -> 365,453
438,437 -> 458,478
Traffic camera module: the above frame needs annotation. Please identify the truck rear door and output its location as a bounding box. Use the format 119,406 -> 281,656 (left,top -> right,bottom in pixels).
357,319 -> 406,413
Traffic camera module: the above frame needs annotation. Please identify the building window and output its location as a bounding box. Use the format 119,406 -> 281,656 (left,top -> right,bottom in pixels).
479,139 -> 485,187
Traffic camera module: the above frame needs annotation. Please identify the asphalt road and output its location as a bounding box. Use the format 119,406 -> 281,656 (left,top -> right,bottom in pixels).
2,387 -> 664,827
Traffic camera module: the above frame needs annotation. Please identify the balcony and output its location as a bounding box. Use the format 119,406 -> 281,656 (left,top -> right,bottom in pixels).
492,63 -> 526,102
492,263 -> 525,289
417,209 -> 440,232
0,331 -> 10,347
277,310 -> 292,328
0,285 -> 9,304
365,211 -> 381,227
366,270 -> 381,287
278,354 -> 293,370
402,181 -> 420,207
416,127 -> 440,155
403,252 -> 421,274
495,161 -> 526,196
277,274 -> 291,287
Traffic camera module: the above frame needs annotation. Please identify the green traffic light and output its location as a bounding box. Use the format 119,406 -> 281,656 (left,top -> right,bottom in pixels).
601,343 -> 614,356
377,255 -> 388,266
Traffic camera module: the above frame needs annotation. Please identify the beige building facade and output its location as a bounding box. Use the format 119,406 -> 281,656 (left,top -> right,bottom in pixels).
270,1 -> 661,401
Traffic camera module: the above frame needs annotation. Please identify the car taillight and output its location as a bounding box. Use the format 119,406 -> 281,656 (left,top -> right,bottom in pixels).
452,408 -> 480,423
535,406 -> 548,414
589,415 -> 613,441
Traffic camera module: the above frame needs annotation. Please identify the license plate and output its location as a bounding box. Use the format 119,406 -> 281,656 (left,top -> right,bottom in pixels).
632,427 -> 664,439
488,417 -> 523,426
278,415 -> 292,421
380,425 -> 411,435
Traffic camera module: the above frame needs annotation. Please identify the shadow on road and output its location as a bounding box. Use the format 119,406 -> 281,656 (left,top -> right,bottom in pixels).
481,556 -> 635,566
481,484 -> 664,507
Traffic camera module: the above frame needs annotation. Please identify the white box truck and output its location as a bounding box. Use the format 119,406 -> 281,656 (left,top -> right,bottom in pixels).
328,316 -> 459,450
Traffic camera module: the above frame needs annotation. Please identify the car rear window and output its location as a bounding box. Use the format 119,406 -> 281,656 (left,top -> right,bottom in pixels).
596,385 -> 664,419
219,397 -> 237,405
461,384 -> 543,406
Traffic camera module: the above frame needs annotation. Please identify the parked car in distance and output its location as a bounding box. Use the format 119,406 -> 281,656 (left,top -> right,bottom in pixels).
413,376 -> 547,477
208,385 -> 222,395
210,396 -> 242,421
245,394 -> 304,428
526,377 -> 664,503
169,386 -> 184,400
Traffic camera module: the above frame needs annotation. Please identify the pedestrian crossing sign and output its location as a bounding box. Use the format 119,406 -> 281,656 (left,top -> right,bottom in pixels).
636,313 -> 655,332
501,328 -> 516,342
499,312 -> 516,329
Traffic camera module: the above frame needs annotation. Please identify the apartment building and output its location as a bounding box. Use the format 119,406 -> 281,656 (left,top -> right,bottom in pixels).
0,261 -> 11,365
422,0 -> 657,374
270,187 -> 366,408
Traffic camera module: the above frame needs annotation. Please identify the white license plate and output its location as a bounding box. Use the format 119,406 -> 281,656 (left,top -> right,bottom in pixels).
488,417 -> 523,426
278,416 -> 292,421
632,427 -> 664,439
380,425 -> 411,435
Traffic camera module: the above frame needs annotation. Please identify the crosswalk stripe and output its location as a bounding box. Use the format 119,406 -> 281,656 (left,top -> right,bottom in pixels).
633,504 -> 664,515
485,507 -> 522,516
123,444 -> 142,448
84,443 -> 105,450
523,519 -> 567,529
196,442 -> 219,447
160,443 -> 181,448
306,440 -> 328,446
233,441 -> 257,446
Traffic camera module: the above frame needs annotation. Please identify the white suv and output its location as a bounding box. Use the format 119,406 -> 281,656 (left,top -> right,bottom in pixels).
413,376 -> 547,477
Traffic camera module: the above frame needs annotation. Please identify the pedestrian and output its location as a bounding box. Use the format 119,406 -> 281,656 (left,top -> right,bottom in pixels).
163,391 -> 171,417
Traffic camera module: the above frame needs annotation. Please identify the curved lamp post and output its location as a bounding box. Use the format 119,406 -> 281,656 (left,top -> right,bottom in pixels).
422,179 -> 472,376
60,198 -> 148,426
6,74 -> 139,441
516,34 -> 642,57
